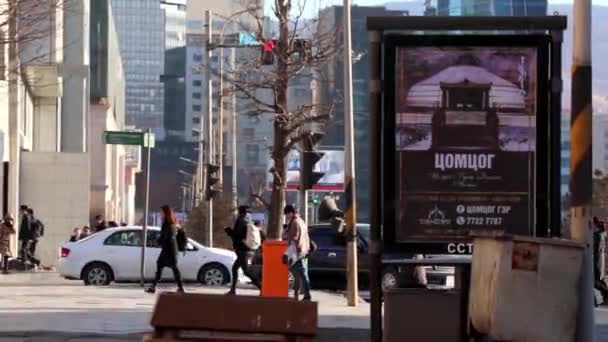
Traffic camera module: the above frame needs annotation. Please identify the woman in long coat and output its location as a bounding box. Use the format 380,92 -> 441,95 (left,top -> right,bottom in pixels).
0,215 -> 16,274
146,205 -> 184,293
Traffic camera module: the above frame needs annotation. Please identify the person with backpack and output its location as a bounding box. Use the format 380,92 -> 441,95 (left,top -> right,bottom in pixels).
225,205 -> 262,295
27,208 -> 44,267
145,205 -> 184,294
18,205 -> 31,263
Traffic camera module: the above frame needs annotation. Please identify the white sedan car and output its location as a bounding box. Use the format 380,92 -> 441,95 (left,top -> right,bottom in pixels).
58,226 -> 237,286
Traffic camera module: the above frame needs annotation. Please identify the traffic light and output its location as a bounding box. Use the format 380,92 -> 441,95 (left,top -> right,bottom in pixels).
301,151 -> 324,190
261,39 -> 276,65
300,132 -> 325,191
293,39 -> 312,63
205,163 -> 220,200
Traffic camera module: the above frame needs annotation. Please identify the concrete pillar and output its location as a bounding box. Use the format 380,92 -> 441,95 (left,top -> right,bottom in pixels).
60,0 -> 89,153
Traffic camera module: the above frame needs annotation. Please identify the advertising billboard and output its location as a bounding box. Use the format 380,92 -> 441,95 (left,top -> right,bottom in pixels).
268,149 -> 344,191
393,43 -> 540,243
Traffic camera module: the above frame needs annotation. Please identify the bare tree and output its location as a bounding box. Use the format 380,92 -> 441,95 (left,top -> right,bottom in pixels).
1,0 -> 74,77
215,0 -> 339,239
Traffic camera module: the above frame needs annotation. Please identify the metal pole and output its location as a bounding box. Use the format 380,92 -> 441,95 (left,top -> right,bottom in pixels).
571,0 -> 594,339
551,29 -> 563,238
206,10 -> 214,247
300,188 -> 308,224
343,0 -> 358,307
231,48 -> 238,212
368,28 -> 383,342
218,44 -> 224,189
140,130 -> 152,287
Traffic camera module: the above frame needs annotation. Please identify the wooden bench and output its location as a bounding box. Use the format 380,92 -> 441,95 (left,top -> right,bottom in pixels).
143,292 -> 318,342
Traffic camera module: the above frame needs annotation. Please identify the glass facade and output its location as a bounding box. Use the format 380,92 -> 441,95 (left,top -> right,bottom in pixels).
110,0 -> 165,139
437,0 -> 546,16
161,1 -> 187,139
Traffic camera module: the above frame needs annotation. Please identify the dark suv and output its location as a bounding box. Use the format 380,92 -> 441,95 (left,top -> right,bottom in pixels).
251,224 -> 452,291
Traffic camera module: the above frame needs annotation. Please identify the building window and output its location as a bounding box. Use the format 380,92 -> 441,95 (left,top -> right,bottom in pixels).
192,92 -> 202,99
193,117 -> 200,124
192,54 -> 203,62
192,80 -> 202,87
192,130 -> 200,137
293,88 -> 308,97
246,144 -> 259,163
242,128 -> 255,140
192,105 -> 201,112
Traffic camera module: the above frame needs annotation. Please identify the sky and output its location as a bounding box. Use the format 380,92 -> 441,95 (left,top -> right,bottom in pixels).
264,0 -> 608,18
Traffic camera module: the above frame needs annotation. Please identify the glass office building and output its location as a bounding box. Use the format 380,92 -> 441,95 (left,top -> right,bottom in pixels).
437,0 -> 547,16
110,0 -> 165,139
161,0 -> 187,139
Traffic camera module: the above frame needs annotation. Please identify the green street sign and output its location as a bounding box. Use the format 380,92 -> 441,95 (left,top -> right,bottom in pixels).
104,131 -> 144,146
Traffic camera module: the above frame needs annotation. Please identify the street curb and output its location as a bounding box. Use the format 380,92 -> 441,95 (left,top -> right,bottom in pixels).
0,328 -> 371,341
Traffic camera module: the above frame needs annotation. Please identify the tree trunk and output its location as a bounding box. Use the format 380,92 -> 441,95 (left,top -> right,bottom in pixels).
266,0 -> 291,240
267,147 -> 286,239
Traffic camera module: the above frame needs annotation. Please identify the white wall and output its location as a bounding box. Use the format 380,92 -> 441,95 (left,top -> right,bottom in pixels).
20,152 -> 90,267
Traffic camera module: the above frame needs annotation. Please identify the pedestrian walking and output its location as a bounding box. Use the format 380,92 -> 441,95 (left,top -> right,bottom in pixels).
283,204 -> 312,301
18,205 -> 31,263
0,215 -> 16,274
146,205 -> 184,294
27,208 -> 44,267
593,217 -> 608,302
69,227 -> 80,242
225,205 -> 262,295
79,226 -> 91,240
94,215 -> 107,232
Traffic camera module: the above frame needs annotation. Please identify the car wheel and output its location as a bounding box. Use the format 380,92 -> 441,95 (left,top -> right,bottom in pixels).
381,267 -> 399,292
82,262 -> 113,286
199,263 -> 229,286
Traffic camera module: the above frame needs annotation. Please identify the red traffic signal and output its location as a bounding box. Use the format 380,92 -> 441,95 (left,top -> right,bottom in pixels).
263,40 -> 276,52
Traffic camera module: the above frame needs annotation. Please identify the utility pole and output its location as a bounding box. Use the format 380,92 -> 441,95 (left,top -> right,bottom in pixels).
231,48 -> 238,212
571,0 -> 594,339
140,129 -> 152,287
217,42 -> 224,189
299,151 -> 309,224
205,10 -> 214,247
343,0 -> 358,307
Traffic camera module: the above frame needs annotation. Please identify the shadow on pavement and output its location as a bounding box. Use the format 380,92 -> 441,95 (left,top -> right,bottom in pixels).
0,329 -> 370,342
0,310 -> 371,341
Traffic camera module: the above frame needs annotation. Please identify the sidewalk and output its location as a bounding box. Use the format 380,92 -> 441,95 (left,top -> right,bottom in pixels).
0,273 -> 369,339
5,272 -> 608,341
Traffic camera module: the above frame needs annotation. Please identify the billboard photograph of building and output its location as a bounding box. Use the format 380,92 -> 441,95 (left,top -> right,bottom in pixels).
394,46 -> 538,242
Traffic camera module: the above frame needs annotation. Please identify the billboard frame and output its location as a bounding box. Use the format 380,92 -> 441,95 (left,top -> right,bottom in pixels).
382,34 -> 556,255
367,16 -> 567,342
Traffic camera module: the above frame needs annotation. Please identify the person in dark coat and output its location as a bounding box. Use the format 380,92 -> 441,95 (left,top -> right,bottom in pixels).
18,205 -> 31,262
146,205 -> 184,294
225,205 -> 262,295
27,208 -> 43,266
94,215 -> 107,232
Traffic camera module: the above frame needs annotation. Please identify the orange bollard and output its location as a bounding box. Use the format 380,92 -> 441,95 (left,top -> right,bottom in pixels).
261,240 -> 289,298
